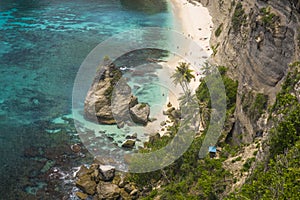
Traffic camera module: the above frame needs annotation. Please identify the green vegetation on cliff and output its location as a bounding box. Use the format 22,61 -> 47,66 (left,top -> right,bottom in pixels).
260,6 -> 280,31
129,61 -> 300,199
196,66 -> 238,118
227,61 -> 300,199
129,66 -> 238,199
231,2 -> 247,32
241,92 -> 268,122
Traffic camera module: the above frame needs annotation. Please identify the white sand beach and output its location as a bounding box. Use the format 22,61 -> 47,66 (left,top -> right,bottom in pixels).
168,0 -> 213,92
151,0 -> 213,135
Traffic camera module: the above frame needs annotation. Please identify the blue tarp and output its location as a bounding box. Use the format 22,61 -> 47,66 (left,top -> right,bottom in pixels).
208,146 -> 217,153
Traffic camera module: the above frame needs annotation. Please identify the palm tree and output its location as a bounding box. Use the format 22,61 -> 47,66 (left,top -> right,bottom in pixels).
171,62 -> 195,93
198,101 -> 210,129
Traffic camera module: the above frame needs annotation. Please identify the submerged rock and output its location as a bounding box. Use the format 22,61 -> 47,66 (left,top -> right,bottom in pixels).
70,143 -> 81,153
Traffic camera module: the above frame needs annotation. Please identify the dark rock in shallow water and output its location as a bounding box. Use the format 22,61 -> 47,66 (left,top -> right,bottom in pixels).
122,139 -> 136,149
132,133 -> 138,139
125,133 -> 137,140
70,143 -> 81,153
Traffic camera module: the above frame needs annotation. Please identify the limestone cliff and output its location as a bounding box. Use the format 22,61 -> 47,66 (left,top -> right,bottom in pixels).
84,63 -> 123,124
197,0 -> 300,144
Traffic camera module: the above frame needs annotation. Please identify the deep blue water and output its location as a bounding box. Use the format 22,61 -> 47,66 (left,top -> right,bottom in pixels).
0,0 -> 172,198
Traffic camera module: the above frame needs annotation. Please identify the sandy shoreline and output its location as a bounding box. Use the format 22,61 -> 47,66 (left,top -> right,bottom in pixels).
152,0 -> 213,135
167,0 -> 213,89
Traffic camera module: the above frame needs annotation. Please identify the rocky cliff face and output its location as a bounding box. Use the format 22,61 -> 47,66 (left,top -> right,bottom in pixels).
197,0 -> 300,143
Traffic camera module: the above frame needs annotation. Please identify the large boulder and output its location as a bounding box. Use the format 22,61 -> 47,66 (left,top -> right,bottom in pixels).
75,174 -> 97,195
97,182 -> 120,200
99,165 -> 115,181
129,103 -> 150,125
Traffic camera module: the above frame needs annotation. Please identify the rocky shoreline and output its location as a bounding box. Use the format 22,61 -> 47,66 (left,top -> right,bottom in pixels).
73,100 -> 182,199
75,163 -> 139,200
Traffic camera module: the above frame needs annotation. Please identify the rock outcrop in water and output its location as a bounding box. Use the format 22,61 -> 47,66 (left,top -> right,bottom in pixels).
84,62 -> 150,126
84,63 -> 122,124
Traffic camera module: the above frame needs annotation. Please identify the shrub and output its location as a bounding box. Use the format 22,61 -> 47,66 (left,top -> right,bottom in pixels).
232,2 -> 247,32
242,157 -> 255,172
215,23 -> 223,37
260,6 -> 280,30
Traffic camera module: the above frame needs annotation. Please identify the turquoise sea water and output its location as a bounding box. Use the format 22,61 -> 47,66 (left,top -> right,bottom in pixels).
0,0 -> 173,198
